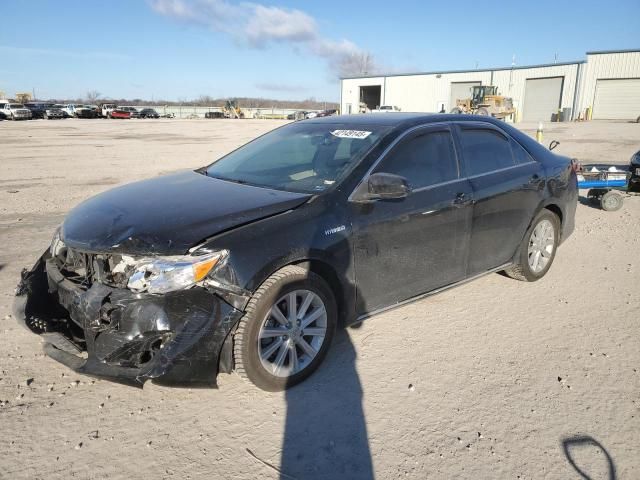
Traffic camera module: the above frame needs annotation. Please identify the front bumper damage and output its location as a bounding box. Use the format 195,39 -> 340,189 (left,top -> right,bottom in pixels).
14,253 -> 245,388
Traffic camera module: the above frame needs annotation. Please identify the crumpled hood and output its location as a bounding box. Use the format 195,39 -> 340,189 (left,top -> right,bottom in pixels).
62,170 -> 310,255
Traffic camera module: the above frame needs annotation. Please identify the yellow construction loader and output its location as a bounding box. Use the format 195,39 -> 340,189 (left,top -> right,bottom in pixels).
451,85 -> 515,119
223,100 -> 245,119
15,92 -> 33,104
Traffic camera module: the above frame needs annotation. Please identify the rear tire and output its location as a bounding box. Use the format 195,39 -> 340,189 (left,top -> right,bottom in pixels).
600,191 -> 623,211
476,107 -> 490,116
233,265 -> 336,391
503,209 -> 560,282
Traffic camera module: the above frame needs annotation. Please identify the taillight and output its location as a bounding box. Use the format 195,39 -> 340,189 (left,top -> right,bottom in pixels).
570,158 -> 581,173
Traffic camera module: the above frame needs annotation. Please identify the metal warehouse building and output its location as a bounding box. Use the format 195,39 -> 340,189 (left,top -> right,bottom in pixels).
340,49 -> 640,122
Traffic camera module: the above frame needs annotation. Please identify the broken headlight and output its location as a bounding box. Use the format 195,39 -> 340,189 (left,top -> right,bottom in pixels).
50,228 -> 66,258
125,250 -> 228,294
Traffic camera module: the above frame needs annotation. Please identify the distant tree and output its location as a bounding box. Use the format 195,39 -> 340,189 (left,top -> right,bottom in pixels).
339,51 -> 377,77
86,90 -> 101,103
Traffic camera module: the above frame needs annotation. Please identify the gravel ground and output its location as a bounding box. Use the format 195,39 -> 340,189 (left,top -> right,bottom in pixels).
0,118 -> 638,480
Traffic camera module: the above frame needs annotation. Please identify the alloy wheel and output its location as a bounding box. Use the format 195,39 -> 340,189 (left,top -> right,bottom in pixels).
528,219 -> 555,273
257,289 -> 327,377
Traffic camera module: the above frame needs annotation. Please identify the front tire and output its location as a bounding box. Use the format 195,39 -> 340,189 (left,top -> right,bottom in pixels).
504,209 -> 560,282
234,265 -> 336,391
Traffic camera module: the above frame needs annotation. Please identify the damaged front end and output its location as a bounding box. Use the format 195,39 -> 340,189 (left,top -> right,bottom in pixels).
13,236 -> 249,388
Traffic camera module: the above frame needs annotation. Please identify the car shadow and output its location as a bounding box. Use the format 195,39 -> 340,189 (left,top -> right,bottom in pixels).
278,220 -> 373,479
562,435 -> 616,480
578,195 -> 601,209
280,328 -> 373,480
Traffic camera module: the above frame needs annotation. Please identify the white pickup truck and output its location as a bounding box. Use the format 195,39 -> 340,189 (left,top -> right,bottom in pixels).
0,101 -> 32,120
101,103 -> 117,118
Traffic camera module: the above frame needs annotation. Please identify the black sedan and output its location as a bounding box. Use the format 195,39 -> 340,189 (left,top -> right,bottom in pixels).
14,114 -> 577,391
24,102 -> 47,119
139,108 -> 160,118
629,149 -> 640,192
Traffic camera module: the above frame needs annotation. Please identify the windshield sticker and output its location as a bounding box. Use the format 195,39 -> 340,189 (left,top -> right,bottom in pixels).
330,130 -> 372,139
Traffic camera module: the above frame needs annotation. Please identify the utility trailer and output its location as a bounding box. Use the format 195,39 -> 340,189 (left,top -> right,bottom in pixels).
578,166 -> 631,211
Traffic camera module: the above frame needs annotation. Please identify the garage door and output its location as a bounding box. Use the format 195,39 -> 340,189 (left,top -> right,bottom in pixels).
593,79 -> 640,120
523,77 -> 563,122
450,82 -> 480,110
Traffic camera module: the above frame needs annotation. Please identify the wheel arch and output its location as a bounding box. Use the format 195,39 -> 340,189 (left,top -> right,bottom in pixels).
248,254 -> 350,322
543,202 -> 563,225
219,255 -> 351,375
510,200 -> 564,265
290,258 -> 348,325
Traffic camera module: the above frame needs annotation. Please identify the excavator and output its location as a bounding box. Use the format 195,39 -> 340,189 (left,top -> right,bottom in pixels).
451,85 -> 515,119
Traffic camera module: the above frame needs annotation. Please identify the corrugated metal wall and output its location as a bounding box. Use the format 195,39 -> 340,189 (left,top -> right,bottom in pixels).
341,64 -> 579,121
491,64 -> 579,120
340,51 -> 640,122
579,51 -> 640,116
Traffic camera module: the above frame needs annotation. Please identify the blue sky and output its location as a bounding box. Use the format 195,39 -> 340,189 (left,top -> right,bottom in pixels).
1,0 -> 638,102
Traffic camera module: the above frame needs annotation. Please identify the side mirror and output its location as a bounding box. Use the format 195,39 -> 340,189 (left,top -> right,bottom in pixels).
367,172 -> 410,200
549,140 -> 560,151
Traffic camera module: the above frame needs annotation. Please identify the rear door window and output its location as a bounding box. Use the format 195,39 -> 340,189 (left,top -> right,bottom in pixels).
374,129 -> 459,189
459,127 -> 515,176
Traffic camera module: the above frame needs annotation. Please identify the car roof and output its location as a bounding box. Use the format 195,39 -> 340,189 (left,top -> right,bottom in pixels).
306,112 -> 509,128
305,113 -> 553,161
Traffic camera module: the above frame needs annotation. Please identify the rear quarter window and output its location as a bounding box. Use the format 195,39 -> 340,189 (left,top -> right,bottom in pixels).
510,139 -> 535,164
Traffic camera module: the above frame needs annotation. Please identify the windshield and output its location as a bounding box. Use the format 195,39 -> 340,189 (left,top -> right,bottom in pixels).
205,122 -> 390,193
10,104 -> 24,108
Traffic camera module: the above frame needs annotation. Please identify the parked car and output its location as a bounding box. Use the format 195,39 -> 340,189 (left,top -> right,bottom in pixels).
115,106 -> 140,118
64,104 -> 96,118
24,102 -> 48,119
372,105 -> 401,113
14,113 -> 577,391
110,108 -> 137,119
316,109 -> 338,117
52,104 -> 70,118
139,108 -> 160,118
0,101 -> 32,120
100,103 -> 117,118
629,149 -> 640,192
287,111 -> 308,121
43,104 -> 66,120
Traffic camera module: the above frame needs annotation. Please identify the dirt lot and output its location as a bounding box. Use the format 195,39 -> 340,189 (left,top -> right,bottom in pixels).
0,118 -> 638,480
